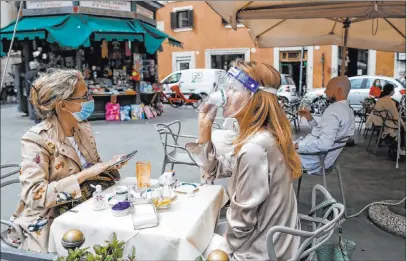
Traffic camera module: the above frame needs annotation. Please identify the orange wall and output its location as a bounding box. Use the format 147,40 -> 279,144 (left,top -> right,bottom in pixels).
376,51 -> 395,77
156,1 -> 273,80
313,46 -> 332,88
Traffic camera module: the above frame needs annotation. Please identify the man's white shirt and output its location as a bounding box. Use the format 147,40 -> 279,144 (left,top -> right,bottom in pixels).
297,100 -> 355,174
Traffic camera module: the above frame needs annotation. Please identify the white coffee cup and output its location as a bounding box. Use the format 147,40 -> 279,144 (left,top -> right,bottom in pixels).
208,90 -> 227,107
114,186 -> 128,202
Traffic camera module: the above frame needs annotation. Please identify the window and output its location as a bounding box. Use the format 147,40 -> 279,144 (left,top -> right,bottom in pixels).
397,53 -> 406,61
288,52 -> 299,59
338,48 -> 368,76
366,78 -> 395,89
164,73 -> 181,84
171,9 -> 193,30
211,54 -> 245,70
350,78 -> 364,89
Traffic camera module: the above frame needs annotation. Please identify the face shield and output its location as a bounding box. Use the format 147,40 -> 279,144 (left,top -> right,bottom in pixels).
198,67 -> 277,118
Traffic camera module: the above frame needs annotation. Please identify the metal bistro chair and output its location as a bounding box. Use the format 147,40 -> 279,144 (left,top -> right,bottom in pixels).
1,163 -> 57,261
358,106 -> 374,135
213,185 -> 345,261
267,184 -> 345,261
366,109 -> 399,156
284,100 -> 301,132
297,136 -> 349,217
155,120 -> 198,174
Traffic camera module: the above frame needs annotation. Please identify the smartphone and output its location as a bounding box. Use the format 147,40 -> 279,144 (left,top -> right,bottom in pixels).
108,150 -> 138,168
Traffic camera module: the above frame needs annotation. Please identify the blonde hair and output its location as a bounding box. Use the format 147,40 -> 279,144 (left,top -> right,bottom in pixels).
30,69 -> 83,119
232,60 -> 302,180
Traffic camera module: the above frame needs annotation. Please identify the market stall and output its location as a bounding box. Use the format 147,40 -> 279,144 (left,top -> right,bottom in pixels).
0,1 -> 182,121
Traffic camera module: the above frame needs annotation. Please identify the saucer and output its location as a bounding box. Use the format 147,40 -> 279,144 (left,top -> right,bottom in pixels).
175,183 -> 199,194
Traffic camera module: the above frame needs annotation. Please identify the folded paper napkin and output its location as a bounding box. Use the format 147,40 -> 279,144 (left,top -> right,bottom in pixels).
132,204 -> 159,230
159,171 -> 176,186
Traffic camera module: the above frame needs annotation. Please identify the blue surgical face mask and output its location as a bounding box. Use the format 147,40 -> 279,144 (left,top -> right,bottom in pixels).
70,100 -> 95,122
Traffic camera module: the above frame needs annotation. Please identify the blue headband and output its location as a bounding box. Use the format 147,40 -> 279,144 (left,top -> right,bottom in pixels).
227,67 -> 260,93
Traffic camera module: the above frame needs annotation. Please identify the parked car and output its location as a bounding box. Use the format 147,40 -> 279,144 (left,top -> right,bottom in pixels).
263,74 -> 297,105
161,69 -> 226,98
276,74 -> 298,104
304,75 -> 406,112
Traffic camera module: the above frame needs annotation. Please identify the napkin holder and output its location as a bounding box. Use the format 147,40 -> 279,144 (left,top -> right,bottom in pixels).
132,204 -> 159,230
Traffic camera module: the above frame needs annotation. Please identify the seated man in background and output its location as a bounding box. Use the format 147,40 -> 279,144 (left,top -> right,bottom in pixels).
295,76 -> 355,174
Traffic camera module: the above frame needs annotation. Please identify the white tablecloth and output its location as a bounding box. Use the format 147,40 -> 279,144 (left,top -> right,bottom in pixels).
49,178 -> 229,260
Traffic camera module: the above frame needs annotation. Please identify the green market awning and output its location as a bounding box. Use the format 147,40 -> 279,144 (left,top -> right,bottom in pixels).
1,15 -> 67,41
132,20 -> 183,54
1,14 -> 181,53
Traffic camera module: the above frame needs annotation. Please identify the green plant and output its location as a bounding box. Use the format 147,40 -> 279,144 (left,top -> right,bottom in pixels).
57,232 -> 136,261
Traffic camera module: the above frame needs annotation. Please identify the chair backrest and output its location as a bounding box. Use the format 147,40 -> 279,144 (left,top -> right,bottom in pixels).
372,109 -> 398,129
1,163 -> 20,180
1,163 -> 24,249
327,136 -> 350,153
267,184 -> 345,261
155,120 -> 182,153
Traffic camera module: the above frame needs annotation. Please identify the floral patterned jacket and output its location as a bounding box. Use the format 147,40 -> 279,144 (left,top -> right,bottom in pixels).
10,115 -> 118,253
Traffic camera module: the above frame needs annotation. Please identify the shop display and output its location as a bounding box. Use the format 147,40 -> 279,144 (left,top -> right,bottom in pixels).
106,102 -> 121,121
120,105 -> 131,121
131,105 -> 141,120
13,37 -> 162,122
143,105 -> 154,119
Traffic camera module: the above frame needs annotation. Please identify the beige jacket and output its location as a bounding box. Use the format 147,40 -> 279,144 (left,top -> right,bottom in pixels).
187,132 -> 300,261
10,115 -> 108,253
366,96 -> 404,138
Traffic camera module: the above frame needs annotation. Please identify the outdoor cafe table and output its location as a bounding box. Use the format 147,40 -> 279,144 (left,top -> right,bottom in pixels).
49,177 -> 229,260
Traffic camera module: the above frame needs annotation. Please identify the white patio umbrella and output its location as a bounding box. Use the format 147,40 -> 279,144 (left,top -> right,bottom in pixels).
206,1 -> 406,75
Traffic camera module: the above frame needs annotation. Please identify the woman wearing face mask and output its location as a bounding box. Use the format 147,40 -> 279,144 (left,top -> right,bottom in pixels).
8,69 -> 124,253
186,60 -> 302,260
366,83 -> 405,147
369,79 -> 382,99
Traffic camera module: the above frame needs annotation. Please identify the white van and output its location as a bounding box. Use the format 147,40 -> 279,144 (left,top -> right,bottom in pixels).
161,69 -> 226,97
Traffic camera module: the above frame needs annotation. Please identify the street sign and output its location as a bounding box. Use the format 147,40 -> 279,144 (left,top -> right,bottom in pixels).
26,1 -> 73,9
79,1 -> 131,12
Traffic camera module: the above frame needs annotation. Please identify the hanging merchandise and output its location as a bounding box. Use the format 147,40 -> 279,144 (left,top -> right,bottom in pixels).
101,40 -> 108,58
130,67 -> 140,81
125,41 -> 132,57
112,41 -> 122,60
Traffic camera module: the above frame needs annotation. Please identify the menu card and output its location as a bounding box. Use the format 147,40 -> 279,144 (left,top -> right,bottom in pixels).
132,204 -> 159,230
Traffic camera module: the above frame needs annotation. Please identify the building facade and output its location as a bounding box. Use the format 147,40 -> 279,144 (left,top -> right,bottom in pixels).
156,1 -> 405,89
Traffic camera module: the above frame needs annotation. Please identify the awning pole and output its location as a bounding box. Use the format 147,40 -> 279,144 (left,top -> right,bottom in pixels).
340,19 -> 351,76
0,1 -> 24,90
299,46 -> 304,96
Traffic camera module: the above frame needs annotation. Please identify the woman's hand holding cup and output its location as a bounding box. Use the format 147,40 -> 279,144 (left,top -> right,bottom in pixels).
198,104 -> 217,143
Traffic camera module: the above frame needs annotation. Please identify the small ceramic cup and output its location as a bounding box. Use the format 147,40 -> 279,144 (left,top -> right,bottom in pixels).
114,186 -> 129,202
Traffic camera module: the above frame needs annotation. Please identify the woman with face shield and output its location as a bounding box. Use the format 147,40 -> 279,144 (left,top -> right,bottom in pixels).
186,60 -> 302,260
7,69 -> 126,253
